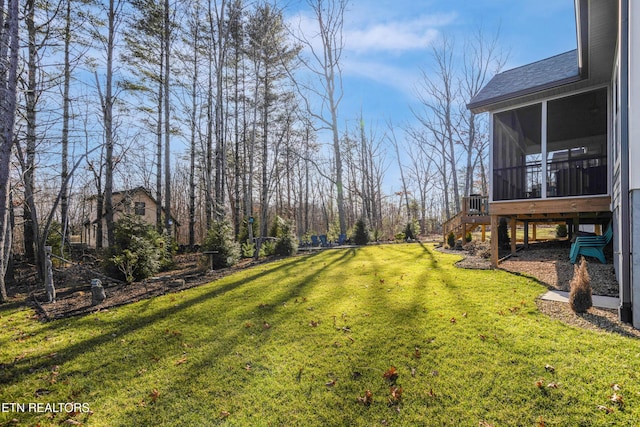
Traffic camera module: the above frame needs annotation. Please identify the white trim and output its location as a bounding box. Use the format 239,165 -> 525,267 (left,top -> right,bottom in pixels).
489,113 -> 494,203
541,101 -> 548,198
629,0 -> 640,189
490,83 -> 610,115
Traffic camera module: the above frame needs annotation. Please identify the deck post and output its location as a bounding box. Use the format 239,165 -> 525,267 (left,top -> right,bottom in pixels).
524,220 -> 529,248
532,223 -> 537,241
490,215 -> 499,268
510,217 -> 517,254
481,224 -> 486,242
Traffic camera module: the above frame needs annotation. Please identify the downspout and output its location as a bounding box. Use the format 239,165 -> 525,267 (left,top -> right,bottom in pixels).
619,0 -> 632,323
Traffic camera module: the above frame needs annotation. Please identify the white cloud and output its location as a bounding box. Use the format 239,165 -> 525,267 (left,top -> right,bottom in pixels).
344,14 -> 456,53
289,11 -> 457,55
342,58 -> 420,97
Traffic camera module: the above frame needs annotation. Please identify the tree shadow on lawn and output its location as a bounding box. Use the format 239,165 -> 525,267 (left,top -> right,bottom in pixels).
1,249 -> 357,390
0,254 -> 306,377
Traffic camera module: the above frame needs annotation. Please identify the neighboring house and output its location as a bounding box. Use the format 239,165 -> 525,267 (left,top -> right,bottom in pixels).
468,1 -> 639,327
83,187 -> 179,248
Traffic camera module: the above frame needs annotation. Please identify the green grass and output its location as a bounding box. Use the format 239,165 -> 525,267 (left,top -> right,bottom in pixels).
1,243 -> 639,426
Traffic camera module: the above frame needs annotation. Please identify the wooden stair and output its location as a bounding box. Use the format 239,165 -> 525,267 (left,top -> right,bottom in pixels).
443,196 -> 491,243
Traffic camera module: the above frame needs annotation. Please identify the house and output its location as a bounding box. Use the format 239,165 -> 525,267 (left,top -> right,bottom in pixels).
83,187 -> 179,248
468,0 -> 639,327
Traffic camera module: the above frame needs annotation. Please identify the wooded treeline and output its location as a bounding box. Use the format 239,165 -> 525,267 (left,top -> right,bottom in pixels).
0,0 -> 505,300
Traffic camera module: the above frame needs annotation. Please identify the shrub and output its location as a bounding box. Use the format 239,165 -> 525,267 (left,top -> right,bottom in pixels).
203,219 -> 241,269
569,257 -> 592,313
261,240 -> 275,256
353,218 -> 370,246
465,231 -> 473,243
241,242 -> 255,258
274,217 -> 298,257
404,219 -> 420,241
498,218 -> 510,249
104,215 -> 166,282
395,232 -> 406,242
446,231 -> 456,249
556,224 -> 568,238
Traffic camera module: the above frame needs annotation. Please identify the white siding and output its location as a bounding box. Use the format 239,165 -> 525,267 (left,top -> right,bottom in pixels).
629,1 -> 640,189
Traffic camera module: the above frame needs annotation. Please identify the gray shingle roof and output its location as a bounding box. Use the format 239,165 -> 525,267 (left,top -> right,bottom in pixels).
467,50 -> 581,112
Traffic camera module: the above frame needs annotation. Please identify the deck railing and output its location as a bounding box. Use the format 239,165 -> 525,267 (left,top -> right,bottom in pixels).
463,195 -> 489,216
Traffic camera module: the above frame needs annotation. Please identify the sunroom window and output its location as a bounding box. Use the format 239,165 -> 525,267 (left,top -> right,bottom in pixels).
492,88 -> 607,201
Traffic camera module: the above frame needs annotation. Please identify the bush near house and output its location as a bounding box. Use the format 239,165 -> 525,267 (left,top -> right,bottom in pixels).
569,256 -> 593,313
447,231 -> 456,249
556,224 -> 568,238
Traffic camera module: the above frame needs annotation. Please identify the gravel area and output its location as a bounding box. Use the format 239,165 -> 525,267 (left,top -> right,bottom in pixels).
439,240 -> 640,338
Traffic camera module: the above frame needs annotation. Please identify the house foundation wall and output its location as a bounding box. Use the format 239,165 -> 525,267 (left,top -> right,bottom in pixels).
631,190 -> 640,327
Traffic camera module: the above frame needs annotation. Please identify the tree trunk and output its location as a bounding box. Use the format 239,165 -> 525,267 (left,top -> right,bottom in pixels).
23,0 -> 37,263
60,0 -> 72,256
0,0 -> 20,302
163,0 -> 171,239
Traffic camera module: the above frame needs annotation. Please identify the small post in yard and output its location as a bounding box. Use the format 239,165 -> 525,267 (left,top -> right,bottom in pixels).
248,216 -> 255,257
91,278 -> 106,305
44,246 -> 56,303
203,251 -> 219,270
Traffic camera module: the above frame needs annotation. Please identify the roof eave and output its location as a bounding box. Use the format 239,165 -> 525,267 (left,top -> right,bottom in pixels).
467,74 -> 583,114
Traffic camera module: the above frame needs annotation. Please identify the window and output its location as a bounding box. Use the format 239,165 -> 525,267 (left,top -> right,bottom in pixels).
546,88 -> 607,197
493,104 -> 542,201
134,201 -> 146,216
492,88 -> 608,201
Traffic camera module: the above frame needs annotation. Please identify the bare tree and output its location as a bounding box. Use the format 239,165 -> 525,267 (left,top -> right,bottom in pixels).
0,0 -> 20,301
459,27 -> 506,196
412,36 -> 461,219
293,0 -> 348,236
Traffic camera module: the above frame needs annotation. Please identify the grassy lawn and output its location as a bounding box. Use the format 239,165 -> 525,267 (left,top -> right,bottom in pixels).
1,243 -> 638,426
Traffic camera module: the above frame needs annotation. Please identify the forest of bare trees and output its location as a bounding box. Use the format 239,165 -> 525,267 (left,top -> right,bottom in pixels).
0,0 -> 505,300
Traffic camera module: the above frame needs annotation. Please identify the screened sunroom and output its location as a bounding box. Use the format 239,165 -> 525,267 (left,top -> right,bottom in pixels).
492,87 -> 608,201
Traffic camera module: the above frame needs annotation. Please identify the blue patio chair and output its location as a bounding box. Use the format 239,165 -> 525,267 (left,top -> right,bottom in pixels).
569,222 -> 613,264
311,235 -> 319,247
319,235 -> 328,247
338,233 -> 347,245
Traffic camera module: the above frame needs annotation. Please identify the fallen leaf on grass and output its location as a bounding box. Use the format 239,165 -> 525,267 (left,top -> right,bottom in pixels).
610,392 -> 624,407
450,317 -> 457,324
479,421 -> 494,427
597,404 -> 614,414
544,364 -> 555,373
175,357 -> 188,366
63,419 -> 82,425
325,379 -> 337,387
389,386 -> 403,403
535,378 -> 545,388
414,347 -> 421,359
220,411 -> 230,418
245,363 -> 252,371
262,321 -> 271,330
309,320 -> 319,327
383,367 -> 398,383
427,388 -> 436,398
149,389 -> 160,402
611,383 -> 621,391
34,388 -> 51,397
547,382 -> 558,389
536,416 -> 545,427
357,390 -> 373,406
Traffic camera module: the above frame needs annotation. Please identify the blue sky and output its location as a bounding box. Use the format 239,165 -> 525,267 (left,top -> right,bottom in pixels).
287,0 -> 578,191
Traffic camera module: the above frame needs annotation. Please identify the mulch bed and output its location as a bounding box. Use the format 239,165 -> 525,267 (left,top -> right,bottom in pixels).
11,254 -> 270,321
